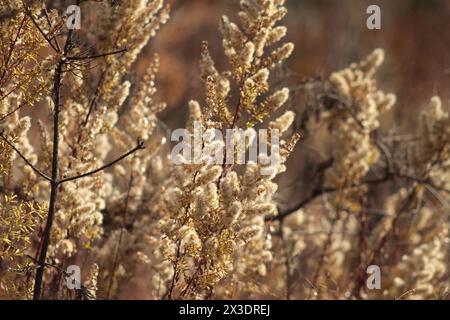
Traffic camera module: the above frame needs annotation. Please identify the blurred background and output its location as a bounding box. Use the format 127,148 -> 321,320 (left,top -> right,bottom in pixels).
143,0 -> 450,131
43,0 -> 450,137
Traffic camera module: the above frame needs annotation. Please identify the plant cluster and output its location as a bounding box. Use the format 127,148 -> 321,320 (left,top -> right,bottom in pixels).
0,0 -> 449,300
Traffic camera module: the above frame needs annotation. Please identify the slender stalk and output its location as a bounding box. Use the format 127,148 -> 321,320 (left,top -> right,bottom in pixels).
106,172 -> 134,299
66,47 -> 127,61
0,130 -> 52,182
0,104 -> 25,123
278,220 -> 292,300
59,141 -> 144,184
308,209 -> 341,299
32,60 -> 63,300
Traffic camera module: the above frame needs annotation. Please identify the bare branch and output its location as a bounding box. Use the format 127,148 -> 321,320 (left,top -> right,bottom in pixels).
106,172 -> 134,299
59,141 -> 145,184
41,5 -> 62,52
66,47 -> 128,61
0,129 -> 53,182
0,104 -> 25,123
395,172 -> 450,196
271,169 -> 450,222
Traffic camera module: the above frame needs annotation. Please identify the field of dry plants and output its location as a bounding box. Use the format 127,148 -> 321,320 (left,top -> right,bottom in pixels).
1,0 -> 450,300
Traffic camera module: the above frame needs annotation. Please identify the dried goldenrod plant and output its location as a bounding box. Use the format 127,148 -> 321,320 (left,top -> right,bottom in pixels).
0,0 -> 449,301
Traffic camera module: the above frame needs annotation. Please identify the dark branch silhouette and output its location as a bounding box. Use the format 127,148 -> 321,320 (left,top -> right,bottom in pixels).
0,129 -> 53,182
66,47 -> 128,61
59,141 -> 145,184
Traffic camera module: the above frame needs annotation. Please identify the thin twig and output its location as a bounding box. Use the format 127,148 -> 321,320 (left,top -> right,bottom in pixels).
0,129 -> 52,182
308,206 -> 341,299
270,175 -> 389,222
278,220 -> 292,300
41,5 -> 61,52
0,104 -> 25,123
106,172 -> 134,299
59,141 -> 145,184
66,47 -> 127,61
